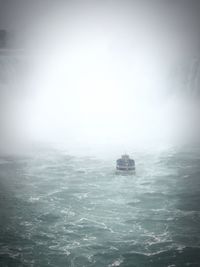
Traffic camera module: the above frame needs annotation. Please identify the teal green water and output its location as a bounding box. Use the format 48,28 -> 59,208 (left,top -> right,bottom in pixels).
0,147 -> 200,266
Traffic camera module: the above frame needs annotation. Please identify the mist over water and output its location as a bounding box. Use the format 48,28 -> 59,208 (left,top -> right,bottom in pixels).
1,5 -> 200,153
0,1 -> 200,151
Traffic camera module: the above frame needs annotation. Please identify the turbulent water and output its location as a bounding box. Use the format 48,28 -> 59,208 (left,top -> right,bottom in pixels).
0,146 -> 200,267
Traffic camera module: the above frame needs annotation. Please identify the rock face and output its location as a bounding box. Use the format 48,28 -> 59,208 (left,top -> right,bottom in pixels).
0,48 -> 29,153
173,58 -> 200,98
0,30 -> 7,48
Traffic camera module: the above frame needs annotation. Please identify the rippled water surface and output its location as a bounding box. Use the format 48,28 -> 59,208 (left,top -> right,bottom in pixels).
0,147 -> 200,266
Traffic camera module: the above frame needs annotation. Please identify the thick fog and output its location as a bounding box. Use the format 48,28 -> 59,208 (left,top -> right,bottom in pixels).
1,0 -> 200,154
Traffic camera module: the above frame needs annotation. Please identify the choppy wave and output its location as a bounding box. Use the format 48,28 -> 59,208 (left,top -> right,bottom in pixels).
0,147 -> 200,266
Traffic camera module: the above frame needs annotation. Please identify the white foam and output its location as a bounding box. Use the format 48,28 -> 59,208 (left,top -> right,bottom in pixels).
108,258 -> 124,267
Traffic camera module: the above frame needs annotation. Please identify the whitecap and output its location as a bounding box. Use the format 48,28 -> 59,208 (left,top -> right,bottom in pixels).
29,196 -> 40,202
108,258 -> 124,267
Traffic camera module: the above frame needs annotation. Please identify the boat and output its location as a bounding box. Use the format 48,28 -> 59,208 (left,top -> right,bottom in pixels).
116,154 -> 135,173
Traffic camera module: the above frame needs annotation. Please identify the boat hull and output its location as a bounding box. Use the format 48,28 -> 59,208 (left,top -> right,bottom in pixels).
115,169 -> 136,175
116,154 -> 135,175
